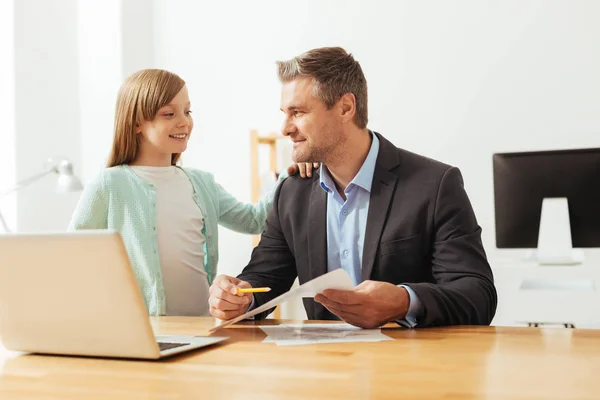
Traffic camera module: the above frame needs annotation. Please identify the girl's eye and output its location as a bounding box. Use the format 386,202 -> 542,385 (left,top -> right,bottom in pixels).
185,110 -> 193,115
163,113 -> 174,117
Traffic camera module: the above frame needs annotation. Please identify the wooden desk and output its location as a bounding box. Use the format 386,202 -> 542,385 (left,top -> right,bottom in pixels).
1,318 -> 599,399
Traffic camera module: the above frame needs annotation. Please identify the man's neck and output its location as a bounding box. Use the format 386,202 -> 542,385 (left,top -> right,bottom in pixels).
326,128 -> 372,199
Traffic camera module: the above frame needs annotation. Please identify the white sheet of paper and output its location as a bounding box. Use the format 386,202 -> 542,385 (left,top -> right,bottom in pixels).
208,268 -> 354,332
260,323 -> 394,346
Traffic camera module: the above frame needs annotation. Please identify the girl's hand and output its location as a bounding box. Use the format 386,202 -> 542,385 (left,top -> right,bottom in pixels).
287,162 -> 320,178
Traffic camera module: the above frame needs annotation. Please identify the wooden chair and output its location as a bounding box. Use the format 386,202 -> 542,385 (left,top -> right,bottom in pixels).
249,130 -> 289,318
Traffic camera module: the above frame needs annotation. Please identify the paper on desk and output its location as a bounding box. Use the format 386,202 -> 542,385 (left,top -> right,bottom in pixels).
209,268 -> 354,332
261,323 -> 394,346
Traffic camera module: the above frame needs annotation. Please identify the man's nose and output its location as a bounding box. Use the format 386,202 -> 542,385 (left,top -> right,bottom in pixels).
281,118 -> 297,137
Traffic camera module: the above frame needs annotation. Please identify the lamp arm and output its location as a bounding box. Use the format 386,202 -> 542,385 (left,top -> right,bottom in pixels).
0,167 -> 57,233
0,167 -> 56,197
0,210 -> 9,233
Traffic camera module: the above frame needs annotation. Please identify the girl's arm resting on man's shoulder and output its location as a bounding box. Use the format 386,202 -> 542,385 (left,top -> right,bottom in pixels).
217,170 -> 288,235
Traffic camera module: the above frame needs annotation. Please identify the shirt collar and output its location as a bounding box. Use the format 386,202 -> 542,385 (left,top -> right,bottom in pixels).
319,131 -> 380,194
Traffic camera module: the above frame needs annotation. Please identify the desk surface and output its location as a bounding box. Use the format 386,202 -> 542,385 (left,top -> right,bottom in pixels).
0,317 -> 599,399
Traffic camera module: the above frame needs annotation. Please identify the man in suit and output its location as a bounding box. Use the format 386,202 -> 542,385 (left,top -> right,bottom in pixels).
208,47 -> 497,328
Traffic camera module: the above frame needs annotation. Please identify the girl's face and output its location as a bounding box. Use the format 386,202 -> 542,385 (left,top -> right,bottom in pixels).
135,85 -> 193,166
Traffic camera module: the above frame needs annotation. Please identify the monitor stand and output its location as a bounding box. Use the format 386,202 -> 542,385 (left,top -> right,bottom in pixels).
528,197 -> 584,265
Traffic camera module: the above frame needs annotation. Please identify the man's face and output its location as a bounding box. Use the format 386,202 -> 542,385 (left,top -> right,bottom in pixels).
280,77 -> 342,163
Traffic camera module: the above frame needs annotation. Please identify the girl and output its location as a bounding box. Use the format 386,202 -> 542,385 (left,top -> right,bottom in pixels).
69,69 -> 315,316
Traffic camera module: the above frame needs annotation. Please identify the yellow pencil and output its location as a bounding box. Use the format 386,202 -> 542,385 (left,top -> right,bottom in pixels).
237,287 -> 271,294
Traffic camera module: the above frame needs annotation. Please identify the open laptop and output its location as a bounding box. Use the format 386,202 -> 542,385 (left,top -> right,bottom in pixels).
0,230 -> 228,360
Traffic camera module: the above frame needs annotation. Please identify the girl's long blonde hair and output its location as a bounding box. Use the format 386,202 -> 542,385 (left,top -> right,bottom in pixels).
107,69 -> 186,167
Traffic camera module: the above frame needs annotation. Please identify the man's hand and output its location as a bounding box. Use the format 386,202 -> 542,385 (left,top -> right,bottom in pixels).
208,275 -> 253,320
314,280 -> 410,329
287,162 -> 320,178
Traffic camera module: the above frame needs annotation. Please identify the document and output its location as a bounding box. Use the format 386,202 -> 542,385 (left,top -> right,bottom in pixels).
261,323 -> 394,346
209,268 -> 354,332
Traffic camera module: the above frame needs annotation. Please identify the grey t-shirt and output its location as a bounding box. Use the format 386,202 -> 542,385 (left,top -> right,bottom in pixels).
130,166 -> 209,316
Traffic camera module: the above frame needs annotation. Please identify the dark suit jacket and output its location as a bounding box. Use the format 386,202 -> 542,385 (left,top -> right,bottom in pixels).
238,132 -> 497,327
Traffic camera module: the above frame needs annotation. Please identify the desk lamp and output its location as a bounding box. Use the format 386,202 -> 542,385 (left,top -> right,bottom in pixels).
0,157 -> 83,233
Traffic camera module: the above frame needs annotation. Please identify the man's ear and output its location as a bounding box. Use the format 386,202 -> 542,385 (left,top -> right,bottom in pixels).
339,93 -> 356,124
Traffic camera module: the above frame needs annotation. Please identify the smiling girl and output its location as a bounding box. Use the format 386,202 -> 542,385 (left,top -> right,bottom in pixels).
69,69 -> 313,316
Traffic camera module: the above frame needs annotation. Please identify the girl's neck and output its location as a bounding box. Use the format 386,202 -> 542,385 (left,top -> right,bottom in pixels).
130,153 -> 173,167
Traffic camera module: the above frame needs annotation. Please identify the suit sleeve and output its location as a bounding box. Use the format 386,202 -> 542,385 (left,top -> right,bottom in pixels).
408,167 -> 497,326
236,179 -> 298,319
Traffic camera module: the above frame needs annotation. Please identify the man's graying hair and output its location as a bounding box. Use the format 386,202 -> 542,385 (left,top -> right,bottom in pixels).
276,47 -> 368,129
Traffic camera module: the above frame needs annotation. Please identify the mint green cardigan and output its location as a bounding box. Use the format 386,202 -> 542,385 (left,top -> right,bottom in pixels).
69,165 -> 283,315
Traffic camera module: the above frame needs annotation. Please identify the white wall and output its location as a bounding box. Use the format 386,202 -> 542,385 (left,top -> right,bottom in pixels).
151,0 -> 600,278
77,0 -> 155,181
77,0 -> 123,180
0,0 -> 16,232
14,0 -> 82,231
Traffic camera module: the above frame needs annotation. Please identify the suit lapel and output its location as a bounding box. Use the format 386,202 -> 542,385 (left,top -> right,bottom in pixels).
361,133 -> 400,282
308,179 -> 328,280
361,167 -> 397,281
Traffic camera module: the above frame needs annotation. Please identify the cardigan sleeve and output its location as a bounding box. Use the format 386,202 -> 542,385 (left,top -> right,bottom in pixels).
68,172 -> 109,230
216,171 -> 288,235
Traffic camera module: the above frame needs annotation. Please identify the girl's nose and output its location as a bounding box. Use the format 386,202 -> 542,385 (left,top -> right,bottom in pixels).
177,117 -> 189,128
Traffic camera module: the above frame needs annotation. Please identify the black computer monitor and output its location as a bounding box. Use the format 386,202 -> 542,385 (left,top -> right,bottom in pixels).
493,148 -> 600,249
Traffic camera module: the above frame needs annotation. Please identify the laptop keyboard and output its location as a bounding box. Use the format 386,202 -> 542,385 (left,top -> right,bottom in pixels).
158,342 -> 189,351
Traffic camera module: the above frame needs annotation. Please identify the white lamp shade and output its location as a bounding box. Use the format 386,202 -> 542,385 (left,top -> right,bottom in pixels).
56,174 -> 83,193
54,158 -> 83,193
